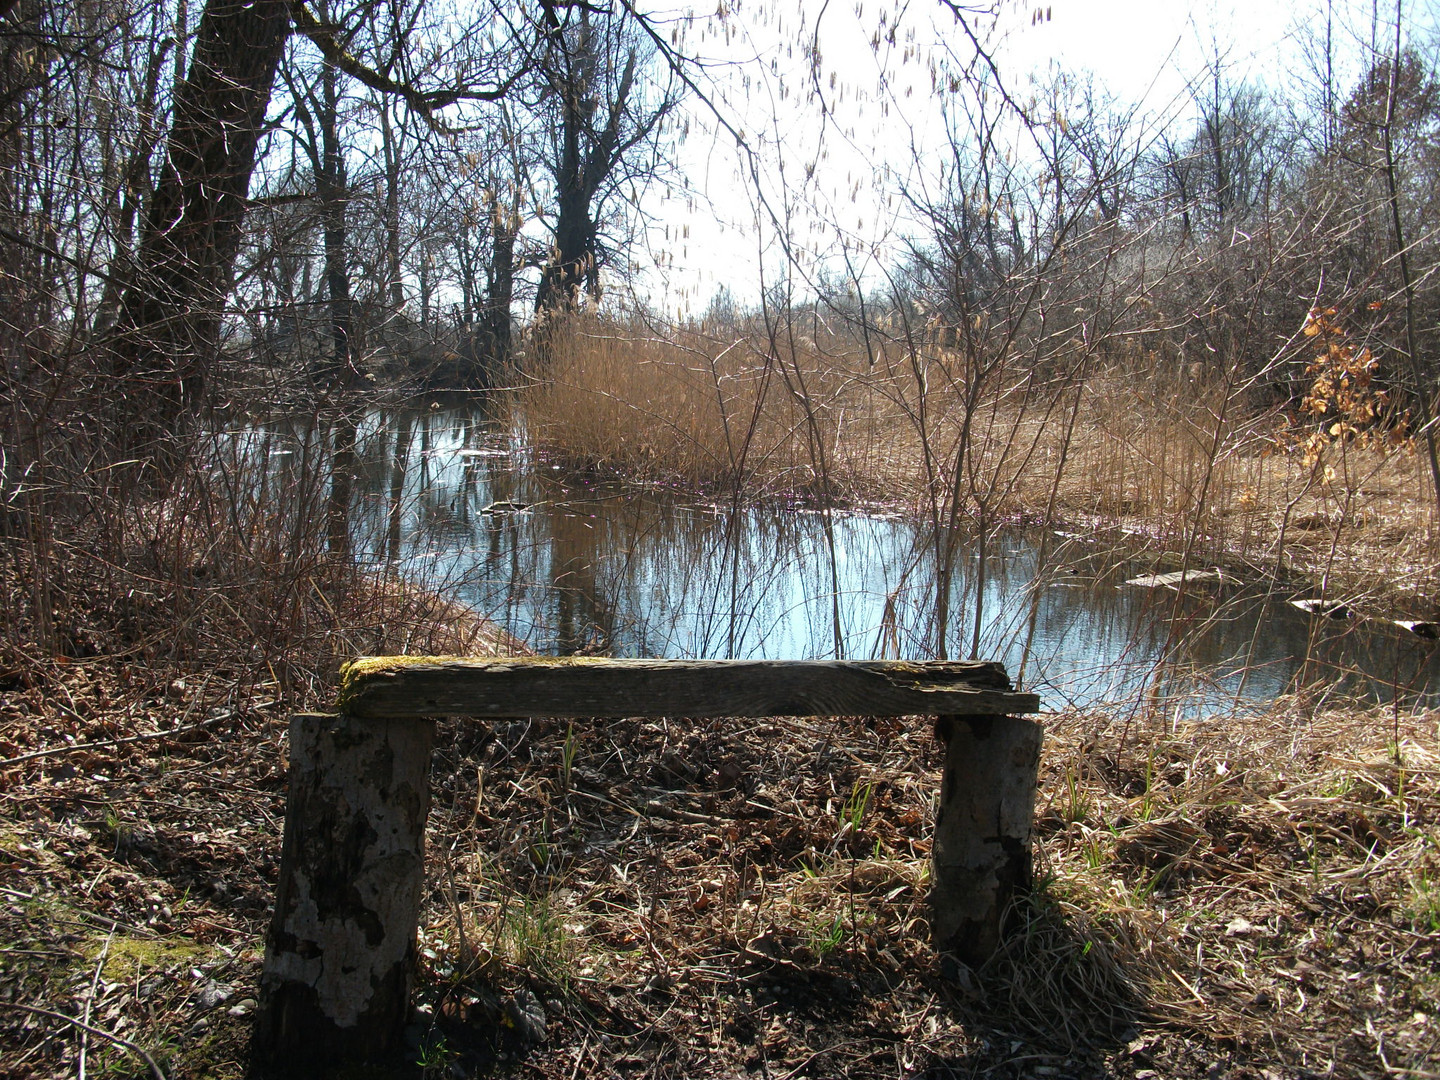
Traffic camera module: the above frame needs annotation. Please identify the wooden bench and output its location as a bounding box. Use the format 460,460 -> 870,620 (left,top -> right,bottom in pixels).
252,657 -> 1041,1069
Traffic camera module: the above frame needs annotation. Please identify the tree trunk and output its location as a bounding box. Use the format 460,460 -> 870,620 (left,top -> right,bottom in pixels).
316,60 -> 357,389
254,712 -> 436,1070
381,103 -> 406,311
108,0 -> 290,460
0,0 -> 44,325
475,201 -> 517,381
534,36 -> 635,314
535,112 -> 590,313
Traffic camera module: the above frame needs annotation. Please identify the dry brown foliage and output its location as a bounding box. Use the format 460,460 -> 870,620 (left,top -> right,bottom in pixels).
519,313 -> 1440,608
2,588 -> 1435,1079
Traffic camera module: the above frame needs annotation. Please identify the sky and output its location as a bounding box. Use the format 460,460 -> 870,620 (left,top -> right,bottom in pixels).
627,0 -> 1428,316
999,0 -> 1298,104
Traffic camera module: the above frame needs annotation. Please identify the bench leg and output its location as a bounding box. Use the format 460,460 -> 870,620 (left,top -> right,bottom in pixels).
253,712 -> 435,1071
930,714 -> 1043,965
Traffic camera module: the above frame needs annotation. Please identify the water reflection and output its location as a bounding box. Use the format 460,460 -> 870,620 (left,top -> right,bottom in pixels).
228,405 -> 1440,713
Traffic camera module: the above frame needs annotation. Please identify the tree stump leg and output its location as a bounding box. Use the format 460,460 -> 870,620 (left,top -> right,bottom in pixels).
930,713 -> 1043,965
254,712 -> 435,1071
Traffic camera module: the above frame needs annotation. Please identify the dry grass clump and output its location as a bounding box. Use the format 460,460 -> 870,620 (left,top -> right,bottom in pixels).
1035,703 -> 1440,1074
520,312 -> 912,501
1060,356 -> 1439,597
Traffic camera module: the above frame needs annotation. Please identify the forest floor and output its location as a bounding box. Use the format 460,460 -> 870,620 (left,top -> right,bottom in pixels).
2,544 -> 1438,1079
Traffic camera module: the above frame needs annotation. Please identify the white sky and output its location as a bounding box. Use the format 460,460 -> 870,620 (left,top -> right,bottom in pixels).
1001,1 -> 1297,104
627,0 -> 1430,317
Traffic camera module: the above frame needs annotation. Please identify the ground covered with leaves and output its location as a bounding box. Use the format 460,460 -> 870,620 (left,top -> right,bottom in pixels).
2,620 -> 1437,1080
0,525 -> 1437,1079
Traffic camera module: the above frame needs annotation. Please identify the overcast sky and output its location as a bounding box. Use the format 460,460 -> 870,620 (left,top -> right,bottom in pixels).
627,0 -> 1434,316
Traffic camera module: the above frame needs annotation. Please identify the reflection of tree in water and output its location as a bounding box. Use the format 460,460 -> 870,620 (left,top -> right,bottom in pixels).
405,413 -> 494,544
248,403 -> 1440,709
385,411 -> 414,564
545,503 -> 615,655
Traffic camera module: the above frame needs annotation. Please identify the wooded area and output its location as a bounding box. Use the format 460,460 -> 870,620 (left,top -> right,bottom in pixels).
4,0 -> 1440,461
3,1 -> 1440,1077
5,0 -> 1440,614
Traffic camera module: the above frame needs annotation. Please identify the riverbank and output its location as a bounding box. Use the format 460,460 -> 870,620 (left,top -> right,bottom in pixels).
519,317 -> 1440,617
1,541 -> 1436,1077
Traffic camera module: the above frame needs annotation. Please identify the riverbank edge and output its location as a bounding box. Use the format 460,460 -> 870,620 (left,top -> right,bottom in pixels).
522,447 -> 1440,627
221,387 -> 1440,619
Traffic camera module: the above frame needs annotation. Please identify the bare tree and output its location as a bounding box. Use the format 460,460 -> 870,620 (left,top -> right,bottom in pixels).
281,34 -> 360,387
101,0 -> 522,474
532,0 -> 680,313
107,0 -> 292,441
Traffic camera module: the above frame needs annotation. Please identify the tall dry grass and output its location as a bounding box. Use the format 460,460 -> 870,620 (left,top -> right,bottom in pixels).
519,312 -> 910,500
518,310 -> 1439,605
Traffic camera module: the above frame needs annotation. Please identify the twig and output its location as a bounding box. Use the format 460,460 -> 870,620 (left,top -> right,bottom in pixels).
0,846 -> 44,871
567,1036 -> 589,1080
0,700 -> 279,769
442,848 -> 472,969
0,885 -> 158,939
776,1042 -> 860,1080
0,1002 -> 168,1080
567,783 -> 726,826
79,931 -> 114,1080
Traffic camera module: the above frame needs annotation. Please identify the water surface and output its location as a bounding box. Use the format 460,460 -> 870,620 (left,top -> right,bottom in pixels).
237,406 -> 1440,714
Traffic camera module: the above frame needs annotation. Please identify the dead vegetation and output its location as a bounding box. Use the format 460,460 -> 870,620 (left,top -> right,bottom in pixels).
0,410 -> 1436,1078
519,313 -> 1440,612
1,569 -> 1436,1079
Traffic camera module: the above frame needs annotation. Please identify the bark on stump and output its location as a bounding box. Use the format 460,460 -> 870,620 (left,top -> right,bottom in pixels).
254,713 -> 435,1070
930,714 -> 1043,965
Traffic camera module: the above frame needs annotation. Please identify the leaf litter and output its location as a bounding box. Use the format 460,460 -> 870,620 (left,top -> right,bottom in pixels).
1,564 -> 1437,1077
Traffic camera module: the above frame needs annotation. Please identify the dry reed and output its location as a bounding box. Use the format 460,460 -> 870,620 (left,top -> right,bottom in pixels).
519,311 -> 1440,608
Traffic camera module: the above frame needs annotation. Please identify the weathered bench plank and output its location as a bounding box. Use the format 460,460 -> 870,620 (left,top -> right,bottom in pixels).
337,656 -> 1040,718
